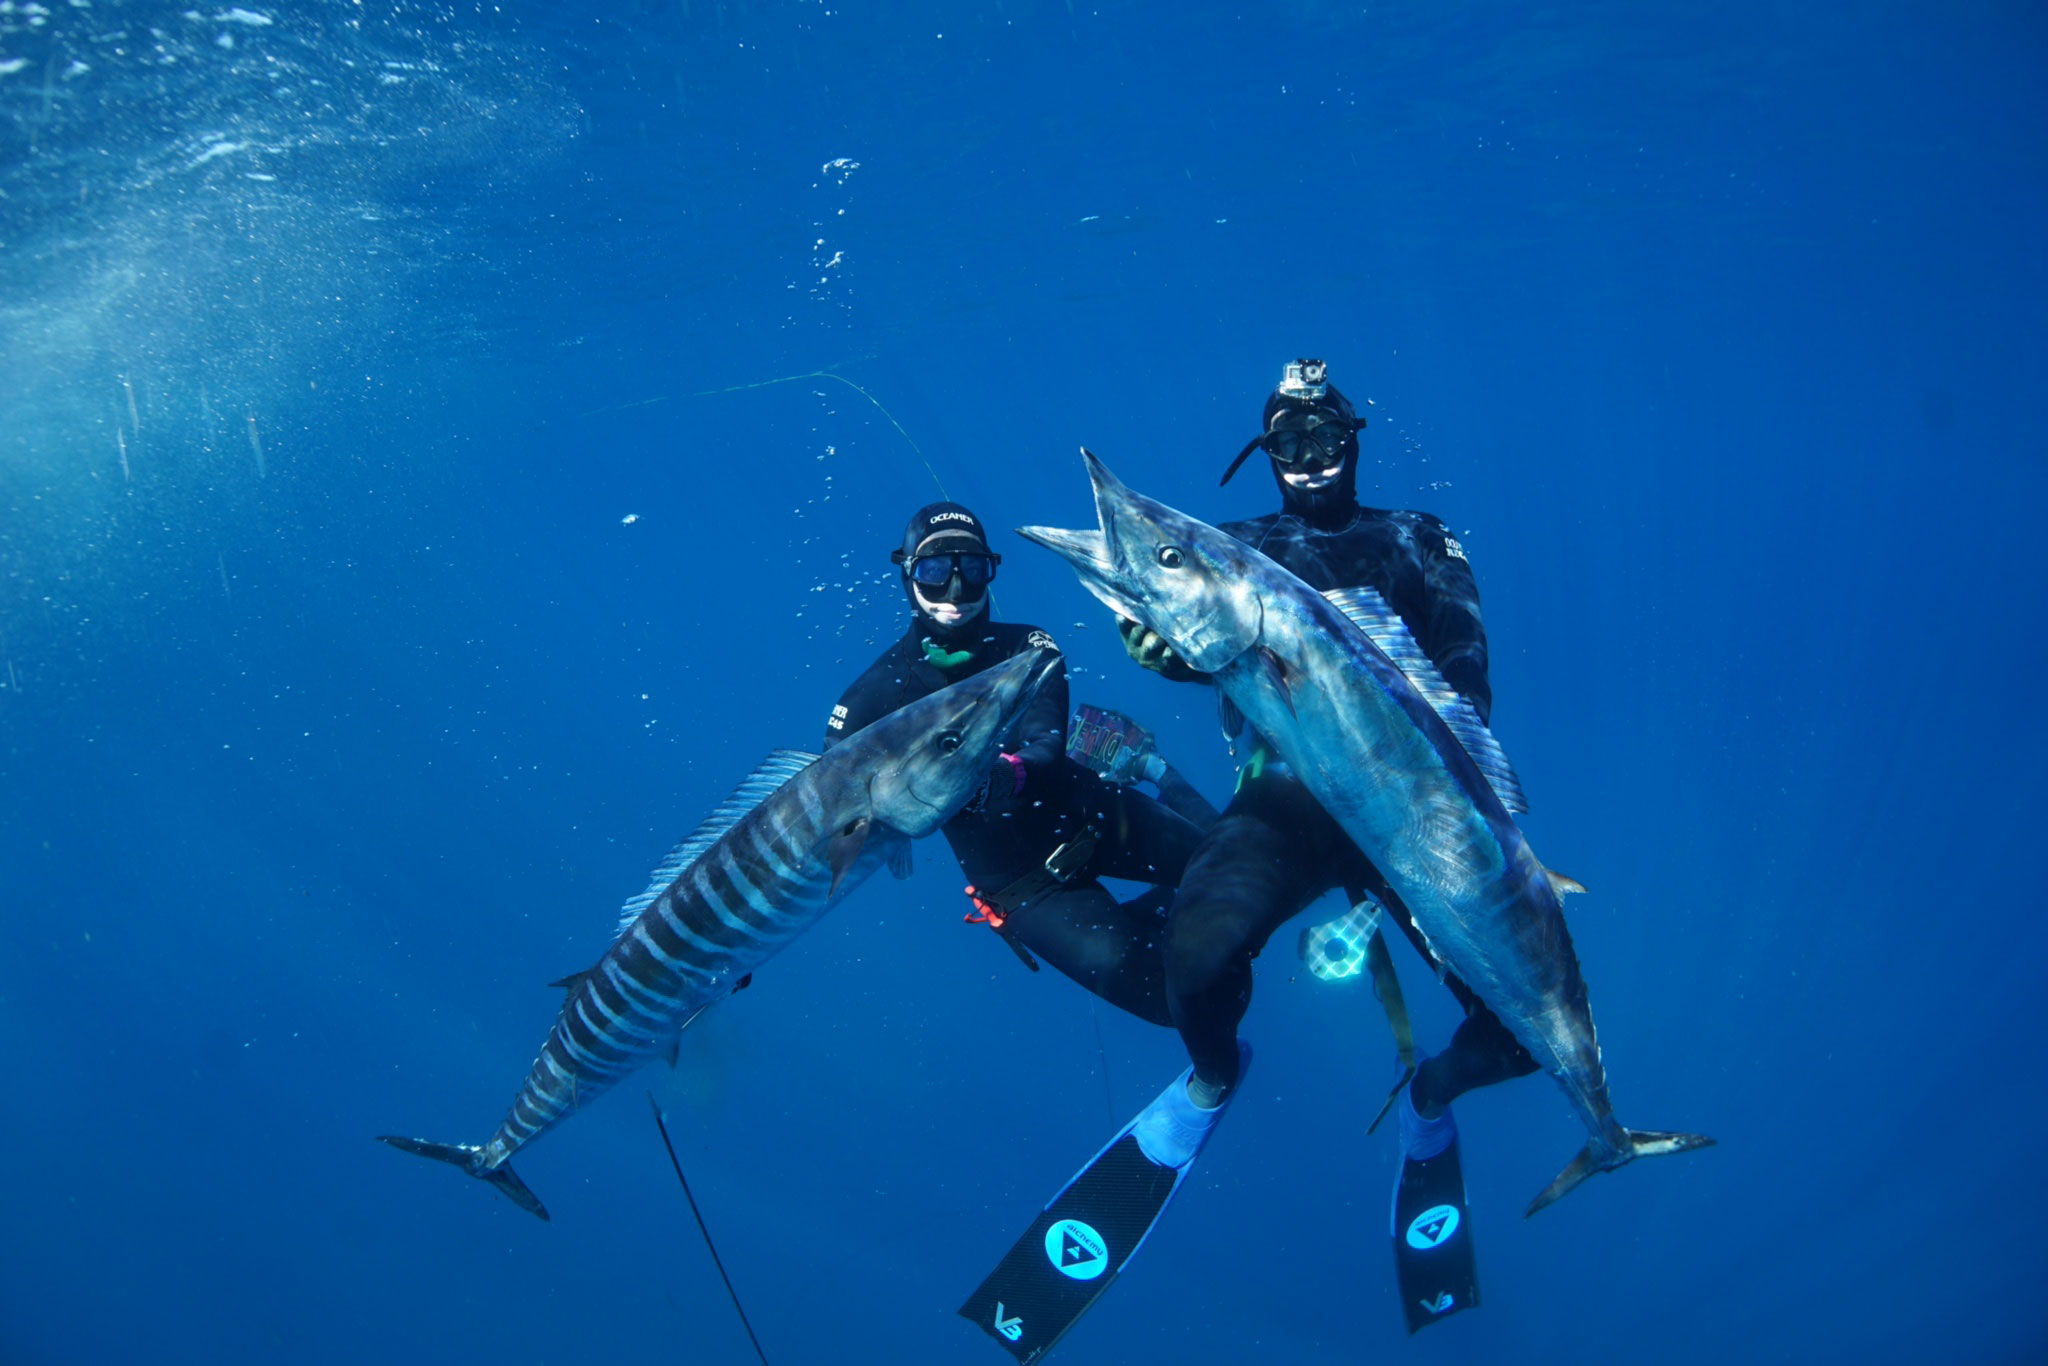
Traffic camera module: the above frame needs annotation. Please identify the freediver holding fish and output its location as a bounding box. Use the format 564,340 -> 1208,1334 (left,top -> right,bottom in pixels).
1122,359 -> 1529,1332
825,502 -> 1216,1025
962,361 -> 1709,1358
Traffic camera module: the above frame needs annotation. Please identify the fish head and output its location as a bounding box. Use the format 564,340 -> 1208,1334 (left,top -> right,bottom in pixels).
1018,449 -> 1265,673
863,647 -> 1058,837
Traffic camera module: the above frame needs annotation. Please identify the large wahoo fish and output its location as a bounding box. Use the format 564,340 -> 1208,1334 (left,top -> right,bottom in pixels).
380,649 -> 1056,1220
1020,453 -> 1710,1214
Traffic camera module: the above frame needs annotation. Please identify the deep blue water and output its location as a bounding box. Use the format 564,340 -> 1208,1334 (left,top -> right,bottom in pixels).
4,3 -> 2044,1362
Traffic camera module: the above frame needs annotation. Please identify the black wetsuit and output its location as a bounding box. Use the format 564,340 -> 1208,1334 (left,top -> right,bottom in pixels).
826,615 -> 1205,1026
1167,503 -> 1538,1110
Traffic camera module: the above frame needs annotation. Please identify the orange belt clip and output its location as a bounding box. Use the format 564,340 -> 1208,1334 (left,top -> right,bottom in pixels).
962,884 -> 1009,930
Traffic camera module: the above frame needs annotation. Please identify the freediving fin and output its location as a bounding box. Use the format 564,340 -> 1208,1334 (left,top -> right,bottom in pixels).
960,1045 -> 1250,1362
1391,1129 -> 1478,1333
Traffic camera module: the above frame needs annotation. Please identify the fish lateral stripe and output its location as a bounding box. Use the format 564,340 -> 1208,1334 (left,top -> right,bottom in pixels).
649,886 -> 747,961
590,956 -> 678,1025
688,858 -> 789,945
709,841 -> 792,930
551,1012 -> 632,1077
603,956 -> 684,1018
727,834 -> 815,919
579,971 -> 664,1039
559,1004 -> 636,1071
744,817 -> 809,885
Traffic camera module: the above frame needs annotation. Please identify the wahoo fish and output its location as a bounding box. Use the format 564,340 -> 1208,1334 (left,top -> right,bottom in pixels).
380,649 -> 1056,1220
1020,453 -> 1710,1214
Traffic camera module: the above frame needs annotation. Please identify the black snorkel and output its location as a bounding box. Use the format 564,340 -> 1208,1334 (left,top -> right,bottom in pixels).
1219,434 -> 1265,487
1219,357 -> 1365,487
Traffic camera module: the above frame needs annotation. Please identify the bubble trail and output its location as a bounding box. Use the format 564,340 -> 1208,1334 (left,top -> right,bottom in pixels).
246,414 -> 266,478
117,429 -> 131,483
121,376 -> 140,434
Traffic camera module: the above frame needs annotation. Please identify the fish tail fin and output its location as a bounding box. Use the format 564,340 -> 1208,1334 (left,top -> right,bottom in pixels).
1524,1127 -> 1715,1218
377,1134 -> 551,1221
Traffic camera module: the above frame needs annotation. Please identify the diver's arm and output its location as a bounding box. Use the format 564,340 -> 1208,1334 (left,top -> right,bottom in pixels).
1412,514 -> 1493,725
1152,763 -> 1220,827
823,647 -> 908,750
1010,641 -> 1069,770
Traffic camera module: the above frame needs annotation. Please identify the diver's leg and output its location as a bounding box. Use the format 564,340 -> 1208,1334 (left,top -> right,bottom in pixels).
1006,881 -> 1174,1027
1411,1001 -> 1538,1116
1164,781 -> 1338,1098
1060,760 -> 1206,885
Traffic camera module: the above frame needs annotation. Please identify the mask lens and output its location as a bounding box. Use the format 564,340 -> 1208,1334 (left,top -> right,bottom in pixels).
910,553 -> 996,591
1265,420 -> 1348,469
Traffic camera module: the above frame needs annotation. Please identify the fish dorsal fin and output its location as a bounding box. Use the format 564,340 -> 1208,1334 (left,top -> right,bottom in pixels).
616,749 -> 821,932
548,966 -> 598,994
1322,588 -> 1529,815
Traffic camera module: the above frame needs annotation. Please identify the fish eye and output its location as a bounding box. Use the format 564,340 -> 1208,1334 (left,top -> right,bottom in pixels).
1156,545 -> 1185,568
936,731 -> 962,753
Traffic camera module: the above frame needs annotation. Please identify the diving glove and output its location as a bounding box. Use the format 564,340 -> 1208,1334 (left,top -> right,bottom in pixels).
1119,617 -> 1198,680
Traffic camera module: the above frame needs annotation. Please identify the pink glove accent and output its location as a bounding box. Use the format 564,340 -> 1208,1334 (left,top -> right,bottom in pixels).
1000,752 -> 1027,795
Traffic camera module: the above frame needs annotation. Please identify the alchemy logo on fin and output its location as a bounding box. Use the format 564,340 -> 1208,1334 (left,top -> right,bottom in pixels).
1405,1204 -> 1461,1250
1044,1218 -> 1108,1280
1421,1292 -> 1456,1315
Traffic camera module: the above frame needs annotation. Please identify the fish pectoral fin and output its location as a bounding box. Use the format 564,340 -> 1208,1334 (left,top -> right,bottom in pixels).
828,817 -> 872,895
1544,868 -> 1587,899
888,839 -> 914,880
1256,646 -> 1295,716
673,973 -> 755,1046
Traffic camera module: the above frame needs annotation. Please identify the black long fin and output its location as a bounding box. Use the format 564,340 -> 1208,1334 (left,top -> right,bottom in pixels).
649,1095 -> 770,1365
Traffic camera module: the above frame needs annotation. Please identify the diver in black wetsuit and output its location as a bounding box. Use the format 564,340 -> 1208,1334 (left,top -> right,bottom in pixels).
1121,359 -> 1538,1151
826,502 -> 1212,1027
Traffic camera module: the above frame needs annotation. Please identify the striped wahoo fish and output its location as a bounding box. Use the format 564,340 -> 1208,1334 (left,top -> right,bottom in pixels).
380,649 -> 1056,1220
1021,453 -> 1710,1215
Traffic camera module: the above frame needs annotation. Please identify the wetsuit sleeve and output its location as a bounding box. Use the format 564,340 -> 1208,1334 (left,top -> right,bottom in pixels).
1010,629 -> 1069,770
1414,515 -> 1493,724
823,666 -> 894,751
